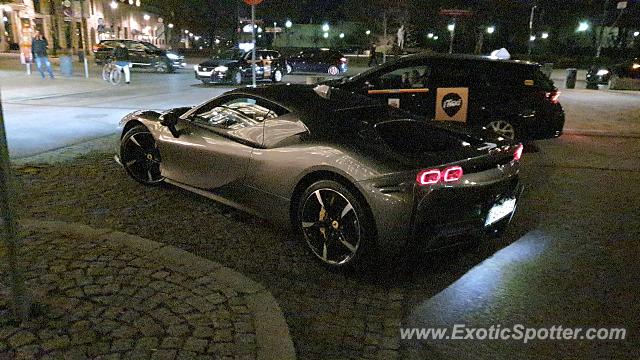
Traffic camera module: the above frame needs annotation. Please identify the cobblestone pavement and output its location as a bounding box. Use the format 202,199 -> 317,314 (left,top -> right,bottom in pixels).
10,154 -> 411,360
0,220 -> 294,360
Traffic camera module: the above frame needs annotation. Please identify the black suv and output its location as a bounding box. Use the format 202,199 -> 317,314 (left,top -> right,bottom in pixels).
194,49 -> 287,85
93,39 -> 185,73
329,53 -> 564,141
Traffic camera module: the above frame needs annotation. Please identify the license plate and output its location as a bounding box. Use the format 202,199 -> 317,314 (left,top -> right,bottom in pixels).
485,198 -> 516,226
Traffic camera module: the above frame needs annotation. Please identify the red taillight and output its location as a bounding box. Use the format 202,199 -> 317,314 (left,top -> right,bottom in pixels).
443,166 -> 463,182
546,91 -> 561,104
514,144 -> 524,161
417,169 -> 441,185
417,166 -> 464,186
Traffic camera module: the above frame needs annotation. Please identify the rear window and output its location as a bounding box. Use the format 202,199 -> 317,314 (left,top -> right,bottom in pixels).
374,120 -> 470,155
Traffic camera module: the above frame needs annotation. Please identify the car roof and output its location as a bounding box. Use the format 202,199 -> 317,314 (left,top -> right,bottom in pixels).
228,84 -> 398,132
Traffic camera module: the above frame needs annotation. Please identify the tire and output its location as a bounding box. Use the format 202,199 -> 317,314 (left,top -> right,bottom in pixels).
296,180 -> 374,268
486,119 -> 517,140
232,71 -> 242,85
328,65 -> 340,76
120,125 -> 164,185
102,64 -> 112,81
202,79 -> 211,85
109,68 -> 123,85
155,60 -> 172,73
286,64 -> 292,74
272,69 -> 283,83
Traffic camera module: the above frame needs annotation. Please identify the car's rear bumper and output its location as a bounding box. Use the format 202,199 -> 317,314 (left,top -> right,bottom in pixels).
519,107 -> 565,141
359,160 -> 521,254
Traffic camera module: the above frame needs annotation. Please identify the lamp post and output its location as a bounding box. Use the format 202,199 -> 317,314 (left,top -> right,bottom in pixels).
528,4 -> 537,56
0,94 -> 29,322
448,21 -> 456,54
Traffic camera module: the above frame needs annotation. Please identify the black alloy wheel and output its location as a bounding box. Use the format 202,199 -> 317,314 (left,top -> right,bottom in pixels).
120,125 -> 164,185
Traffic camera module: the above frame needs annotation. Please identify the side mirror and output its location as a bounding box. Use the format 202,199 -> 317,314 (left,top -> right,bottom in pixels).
159,113 -> 180,138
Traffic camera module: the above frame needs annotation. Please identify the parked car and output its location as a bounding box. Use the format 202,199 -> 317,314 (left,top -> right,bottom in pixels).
116,84 -> 523,267
327,53 -> 564,141
286,48 -> 348,76
93,39 -> 185,72
194,49 -> 286,85
586,58 -> 640,89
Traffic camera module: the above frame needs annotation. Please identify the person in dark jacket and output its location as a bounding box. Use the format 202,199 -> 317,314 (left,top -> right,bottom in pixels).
368,43 -> 378,67
112,42 -> 131,84
31,31 -> 54,79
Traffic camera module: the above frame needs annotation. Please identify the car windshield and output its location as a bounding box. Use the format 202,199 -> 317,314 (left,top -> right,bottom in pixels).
141,42 -> 160,51
214,49 -> 244,60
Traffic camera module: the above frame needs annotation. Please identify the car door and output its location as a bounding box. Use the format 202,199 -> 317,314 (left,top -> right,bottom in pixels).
359,62 -> 435,118
156,95 -> 271,189
126,41 -> 148,65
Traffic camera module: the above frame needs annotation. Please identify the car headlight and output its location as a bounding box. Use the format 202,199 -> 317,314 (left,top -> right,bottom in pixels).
633,63 -> 640,70
596,69 -> 610,76
214,66 -> 228,72
166,53 -> 179,60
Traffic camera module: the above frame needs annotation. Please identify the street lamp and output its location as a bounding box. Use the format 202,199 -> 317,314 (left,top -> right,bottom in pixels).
447,23 -> 455,32
365,30 -> 371,35
541,32 -> 549,39
339,32 -> 345,39
109,1 -> 118,10
577,21 -> 589,32
322,23 -> 330,32
427,33 -> 434,39
143,14 -> 150,21
530,35 -> 536,41
184,29 -> 189,34
285,20 -> 292,29
486,26 -> 495,34
168,23 -> 174,29
433,36 -> 439,40
634,31 -> 639,37
323,32 -> 329,38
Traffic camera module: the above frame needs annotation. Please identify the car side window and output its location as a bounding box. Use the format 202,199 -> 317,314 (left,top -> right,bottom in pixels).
435,63 -> 488,88
126,42 -> 146,51
372,65 -> 431,89
193,97 -> 281,130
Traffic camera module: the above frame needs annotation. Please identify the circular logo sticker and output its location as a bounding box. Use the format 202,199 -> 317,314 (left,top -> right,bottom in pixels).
441,93 -> 463,117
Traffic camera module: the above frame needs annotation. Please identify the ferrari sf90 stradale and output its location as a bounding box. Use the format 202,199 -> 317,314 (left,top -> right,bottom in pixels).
116,84 -> 523,267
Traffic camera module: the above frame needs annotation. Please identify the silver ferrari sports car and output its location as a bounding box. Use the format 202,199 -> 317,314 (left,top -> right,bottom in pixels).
116,84 -> 523,267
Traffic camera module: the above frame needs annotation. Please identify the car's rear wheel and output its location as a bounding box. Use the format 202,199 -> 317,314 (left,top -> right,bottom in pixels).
120,125 -> 164,185
286,64 -> 292,74
272,69 -> 283,82
297,180 -> 372,268
328,65 -> 340,76
486,119 -> 517,140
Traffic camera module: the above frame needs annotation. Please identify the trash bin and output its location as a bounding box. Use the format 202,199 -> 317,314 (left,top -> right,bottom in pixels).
59,55 -> 73,77
565,68 -> 577,89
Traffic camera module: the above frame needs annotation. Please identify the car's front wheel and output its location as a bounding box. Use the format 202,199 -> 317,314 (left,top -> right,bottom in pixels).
297,180 -> 372,268
328,65 -> 340,76
120,125 -> 164,185
155,60 -> 173,73
272,69 -> 283,83
486,119 -> 517,140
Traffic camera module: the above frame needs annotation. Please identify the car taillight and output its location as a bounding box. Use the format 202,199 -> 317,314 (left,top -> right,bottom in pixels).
443,166 -> 463,182
546,90 -> 561,104
417,166 -> 464,186
416,169 -> 441,185
514,144 -> 524,161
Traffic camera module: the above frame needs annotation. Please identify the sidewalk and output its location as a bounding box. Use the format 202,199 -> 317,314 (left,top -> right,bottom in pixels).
0,220 -> 296,360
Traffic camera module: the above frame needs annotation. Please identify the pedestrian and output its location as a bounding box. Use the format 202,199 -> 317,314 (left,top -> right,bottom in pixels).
112,42 -> 131,84
31,30 -> 54,79
368,43 -> 378,67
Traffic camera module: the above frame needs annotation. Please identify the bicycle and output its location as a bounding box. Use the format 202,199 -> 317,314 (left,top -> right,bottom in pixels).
102,59 -> 124,85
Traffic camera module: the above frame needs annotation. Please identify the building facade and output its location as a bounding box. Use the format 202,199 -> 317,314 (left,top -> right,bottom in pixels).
1,0 -> 167,55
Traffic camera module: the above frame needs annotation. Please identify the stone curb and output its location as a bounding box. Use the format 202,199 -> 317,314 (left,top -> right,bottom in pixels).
17,219 -> 297,360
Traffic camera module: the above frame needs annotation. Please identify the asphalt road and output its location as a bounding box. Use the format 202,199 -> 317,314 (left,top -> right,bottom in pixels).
4,61 -> 640,359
